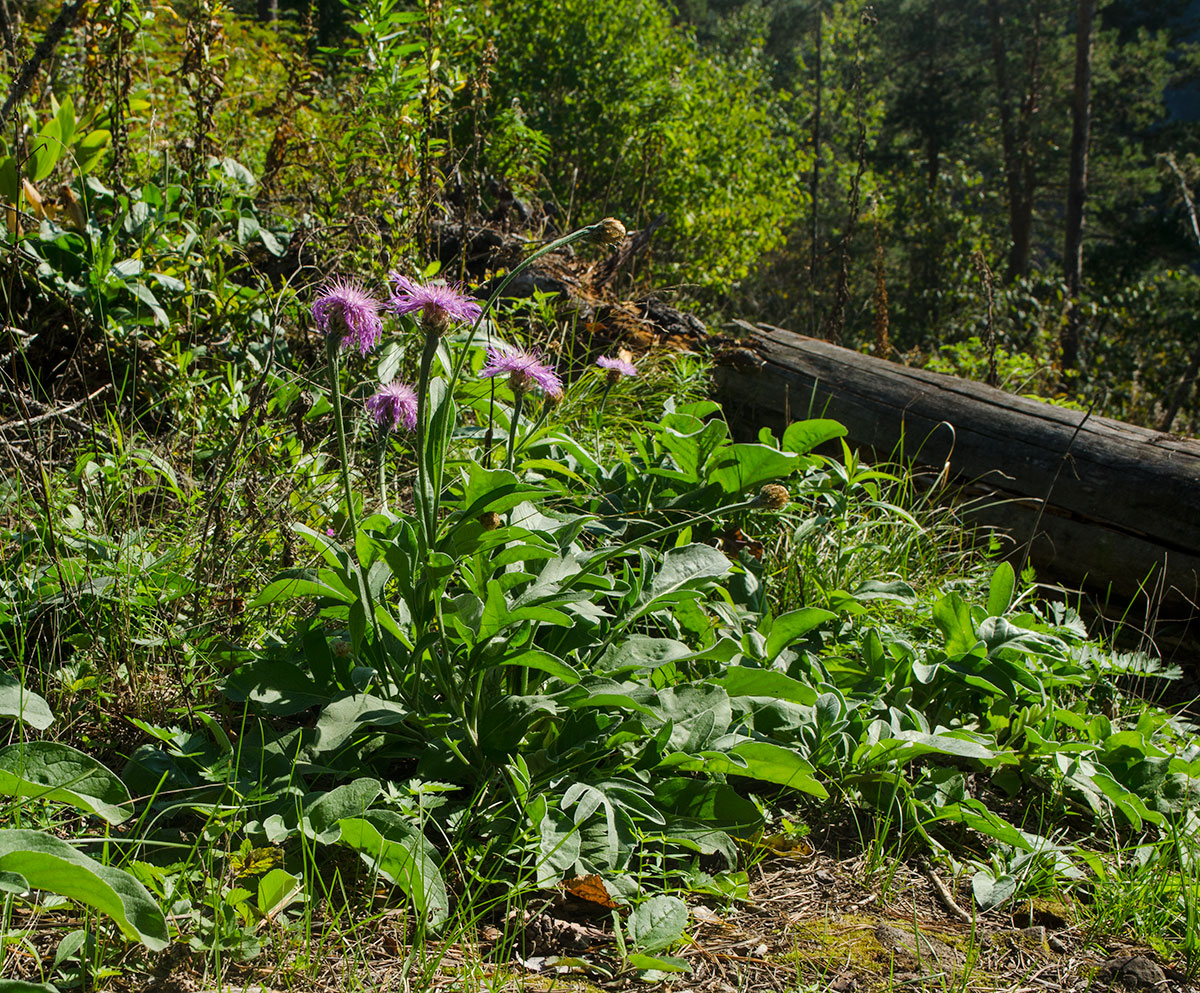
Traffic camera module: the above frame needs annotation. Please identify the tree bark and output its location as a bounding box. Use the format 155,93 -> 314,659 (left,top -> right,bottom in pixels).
987,0 -> 1040,281
1061,0 -> 1095,371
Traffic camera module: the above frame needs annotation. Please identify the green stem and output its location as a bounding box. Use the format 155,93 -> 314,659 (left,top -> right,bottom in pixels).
414,327 -> 441,550
595,381 -> 613,456
325,339 -> 381,647
377,433 -> 389,514
504,390 -> 524,472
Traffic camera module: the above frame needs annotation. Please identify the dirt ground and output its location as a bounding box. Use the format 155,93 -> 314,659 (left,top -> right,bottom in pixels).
129,842 -> 1195,993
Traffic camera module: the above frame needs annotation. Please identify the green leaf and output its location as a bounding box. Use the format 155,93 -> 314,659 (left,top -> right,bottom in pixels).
932,593 -> 981,658
720,666 -> 818,706
633,544 -> 730,620
972,871 -> 1017,912
250,568 -> 354,607
626,952 -> 691,974
0,156 -> 18,205
764,608 -> 837,662
0,672 -> 53,730
707,443 -> 800,494
987,562 -> 1016,618
0,742 -> 132,824
0,982 -> 61,993
304,778 -> 381,843
337,810 -> 448,930
74,129 -> 111,174
781,419 -> 847,454
499,651 -> 581,684
627,894 -> 688,953
0,829 -> 168,949
257,868 -> 303,917
30,117 -> 63,182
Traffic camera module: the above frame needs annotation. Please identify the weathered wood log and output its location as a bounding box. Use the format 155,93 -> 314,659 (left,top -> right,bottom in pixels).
715,324 -> 1200,610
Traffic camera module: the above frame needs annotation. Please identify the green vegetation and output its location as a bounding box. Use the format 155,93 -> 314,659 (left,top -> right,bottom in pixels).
0,1 -> 1198,990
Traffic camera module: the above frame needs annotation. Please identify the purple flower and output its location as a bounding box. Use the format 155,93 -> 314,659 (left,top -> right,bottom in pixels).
596,355 -> 638,378
365,381 -> 419,432
312,279 -> 384,356
388,273 -> 482,330
479,346 -> 563,398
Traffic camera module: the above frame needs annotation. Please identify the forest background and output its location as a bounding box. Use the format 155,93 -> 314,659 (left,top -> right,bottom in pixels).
5,0 -> 1197,432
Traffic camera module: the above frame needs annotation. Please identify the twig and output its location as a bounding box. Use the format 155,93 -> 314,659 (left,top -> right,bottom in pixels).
0,385 -> 108,433
917,856 -> 972,924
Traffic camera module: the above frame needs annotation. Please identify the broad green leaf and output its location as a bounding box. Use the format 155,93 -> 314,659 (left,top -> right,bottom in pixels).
0,156 -> 18,204
764,608 -> 837,662
654,779 -> 762,834
30,117 -> 62,182
257,868 -> 303,917
499,650 -> 581,684
627,894 -> 688,953
720,667 -> 818,706
626,952 -> 691,974
0,982 -> 61,993
250,568 -> 354,607
972,871 -> 1017,912
932,593 -> 981,658
0,672 -> 53,730
600,636 -> 693,675
0,742 -> 131,824
311,695 -> 409,756
707,443 -> 799,494
337,811 -> 448,930
781,419 -> 847,455
987,561 -> 1016,618
304,778 -> 381,843
0,829 -> 167,950
0,870 -> 29,893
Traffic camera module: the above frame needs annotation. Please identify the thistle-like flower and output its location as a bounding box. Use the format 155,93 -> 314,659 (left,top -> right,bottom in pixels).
365,381 -> 419,432
592,217 -> 626,245
312,279 -> 384,356
756,484 -> 791,511
388,273 -> 482,334
596,354 -> 638,383
479,346 -> 563,398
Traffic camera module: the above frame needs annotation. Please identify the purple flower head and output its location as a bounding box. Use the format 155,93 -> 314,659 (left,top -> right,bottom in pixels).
312,279 -> 384,356
479,346 -> 563,398
365,381 -> 419,432
596,355 -> 638,379
388,273 -> 482,332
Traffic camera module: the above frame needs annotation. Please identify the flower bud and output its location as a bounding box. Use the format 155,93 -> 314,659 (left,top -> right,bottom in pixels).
756,484 -> 790,511
592,217 -> 626,245
480,511 -> 502,530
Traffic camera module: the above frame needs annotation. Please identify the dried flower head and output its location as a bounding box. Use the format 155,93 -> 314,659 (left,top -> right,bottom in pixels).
479,346 -> 563,398
312,279 -> 384,356
592,217 -> 626,245
596,354 -> 638,383
479,511 -> 502,531
756,484 -> 791,511
388,273 -> 482,334
365,381 -> 419,432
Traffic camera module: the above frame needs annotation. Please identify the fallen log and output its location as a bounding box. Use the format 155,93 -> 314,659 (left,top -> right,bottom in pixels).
715,324 -> 1200,610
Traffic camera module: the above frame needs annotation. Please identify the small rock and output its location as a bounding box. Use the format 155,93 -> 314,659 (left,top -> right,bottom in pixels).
1099,954 -> 1166,989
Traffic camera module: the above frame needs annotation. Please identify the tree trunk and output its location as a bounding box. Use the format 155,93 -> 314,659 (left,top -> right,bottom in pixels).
809,4 -> 823,336
1061,0 -> 1095,370
257,0 -> 278,22
987,0 -> 1040,280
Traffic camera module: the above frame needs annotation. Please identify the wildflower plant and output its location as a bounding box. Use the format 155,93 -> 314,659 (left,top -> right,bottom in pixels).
247,218 -> 851,935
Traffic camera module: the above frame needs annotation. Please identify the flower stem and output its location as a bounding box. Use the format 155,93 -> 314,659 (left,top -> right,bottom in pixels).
325,338 -> 381,647
505,391 -> 524,472
414,327 -> 441,550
